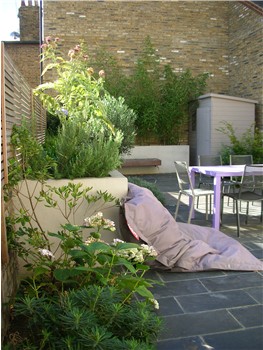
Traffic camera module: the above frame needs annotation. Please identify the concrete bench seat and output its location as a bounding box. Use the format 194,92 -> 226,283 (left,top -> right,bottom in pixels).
122,158 -> 161,168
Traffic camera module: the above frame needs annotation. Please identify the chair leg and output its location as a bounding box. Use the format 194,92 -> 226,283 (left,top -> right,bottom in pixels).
174,193 -> 182,220
205,195 -> 208,221
236,200 -> 240,237
188,197 -> 195,224
197,184 -> 200,208
245,201 -> 249,225
220,195 -> 225,225
220,195 -> 224,225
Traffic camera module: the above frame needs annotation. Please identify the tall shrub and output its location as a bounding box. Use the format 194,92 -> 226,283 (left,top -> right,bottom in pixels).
34,37 -> 126,178
101,36 -> 209,145
160,66 -> 208,144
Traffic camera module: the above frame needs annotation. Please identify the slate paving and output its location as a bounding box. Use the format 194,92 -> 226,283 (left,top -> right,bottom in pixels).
128,174 -> 263,350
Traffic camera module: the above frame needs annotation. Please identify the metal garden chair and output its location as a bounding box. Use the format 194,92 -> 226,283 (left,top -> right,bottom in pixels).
228,154 -> 254,208
174,161 -> 214,223
221,164 -> 263,237
197,155 -> 222,208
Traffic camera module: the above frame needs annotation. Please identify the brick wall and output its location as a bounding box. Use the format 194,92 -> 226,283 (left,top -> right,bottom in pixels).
43,1 -> 262,124
19,1 -> 40,41
228,2 -> 263,127
5,1 -> 41,88
4,42 -> 41,88
43,1 -> 230,95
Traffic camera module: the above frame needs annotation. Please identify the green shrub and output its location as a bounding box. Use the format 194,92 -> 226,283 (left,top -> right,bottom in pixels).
4,176 -> 163,348
217,122 -> 263,164
100,36 -> 209,145
49,120 -> 123,178
10,285 -> 161,349
9,122 -> 56,182
33,37 -> 126,178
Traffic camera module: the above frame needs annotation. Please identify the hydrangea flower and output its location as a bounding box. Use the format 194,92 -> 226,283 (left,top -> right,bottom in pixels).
149,298 -> 159,310
84,212 -> 116,232
38,248 -> 55,258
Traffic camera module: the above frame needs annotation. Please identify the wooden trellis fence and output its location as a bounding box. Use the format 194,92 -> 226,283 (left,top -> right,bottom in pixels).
1,42 -> 46,263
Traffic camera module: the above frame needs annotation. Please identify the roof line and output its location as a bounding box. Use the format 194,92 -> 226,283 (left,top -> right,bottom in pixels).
239,1 -> 263,15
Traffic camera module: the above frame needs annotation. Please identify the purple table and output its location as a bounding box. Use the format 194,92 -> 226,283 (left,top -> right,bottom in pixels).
190,165 -> 245,230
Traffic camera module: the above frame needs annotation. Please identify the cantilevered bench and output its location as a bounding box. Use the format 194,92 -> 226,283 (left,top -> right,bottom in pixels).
122,158 -> 161,168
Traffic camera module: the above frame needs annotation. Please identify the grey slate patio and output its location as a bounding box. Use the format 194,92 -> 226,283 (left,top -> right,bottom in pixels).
130,174 -> 263,350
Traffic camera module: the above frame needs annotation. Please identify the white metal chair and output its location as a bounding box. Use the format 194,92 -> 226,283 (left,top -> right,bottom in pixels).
197,155 -> 222,209
221,164 -> 263,237
174,161 -> 214,223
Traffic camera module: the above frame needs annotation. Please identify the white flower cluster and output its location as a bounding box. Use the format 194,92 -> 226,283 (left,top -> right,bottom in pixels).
113,240 -> 158,263
84,212 -> 116,232
117,247 -> 145,263
112,238 -> 125,245
149,298 -> 160,310
38,248 -> 55,258
85,237 -> 105,245
140,244 -> 158,257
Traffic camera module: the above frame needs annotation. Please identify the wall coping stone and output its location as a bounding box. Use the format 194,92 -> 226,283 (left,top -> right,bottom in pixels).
199,93 -> 258,104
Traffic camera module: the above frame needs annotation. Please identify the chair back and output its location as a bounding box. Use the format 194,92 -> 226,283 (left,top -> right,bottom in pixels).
240,164 -> 263,194
230,155 -> 254,183
198,155 -> 222,166
230,154 -> 253,165
197,155 -> 222,185
174,161 -> 194,192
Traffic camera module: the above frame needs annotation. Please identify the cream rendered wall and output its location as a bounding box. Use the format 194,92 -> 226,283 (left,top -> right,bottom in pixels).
120,145 -> 190,175
196,93 -> 257,163
13,171 -> 128,278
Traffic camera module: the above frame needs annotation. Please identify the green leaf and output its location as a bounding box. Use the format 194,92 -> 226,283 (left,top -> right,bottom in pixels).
135,285 -> 154,299
53,268 -> 83,281
48,232 -> 65,240
33,266 -> 49,277
80,242 -> 111,254
134,264 -> 150,271
62,223 -> 82,232
116,257 -> 137,273
114,242 -> 140,250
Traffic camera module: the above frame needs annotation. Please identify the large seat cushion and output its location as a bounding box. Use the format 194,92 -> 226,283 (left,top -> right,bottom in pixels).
122,183 -> 263,271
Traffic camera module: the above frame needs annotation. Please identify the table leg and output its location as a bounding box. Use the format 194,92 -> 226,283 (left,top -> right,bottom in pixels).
190,170 -> 195,219
212,175 -> 222,230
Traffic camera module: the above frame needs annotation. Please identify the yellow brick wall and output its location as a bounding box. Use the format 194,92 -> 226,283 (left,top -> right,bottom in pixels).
228,2 -> 263,127
4,43 -> 41,88
19,4 -> 40,41
43,1 -> 230,94
6,0 -> 258,126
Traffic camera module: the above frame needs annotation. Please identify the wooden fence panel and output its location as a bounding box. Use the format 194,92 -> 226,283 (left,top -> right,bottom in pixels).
1,43 -> 46,263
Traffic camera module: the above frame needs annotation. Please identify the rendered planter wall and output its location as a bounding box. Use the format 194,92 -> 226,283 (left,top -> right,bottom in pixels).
12,170 -> 128,277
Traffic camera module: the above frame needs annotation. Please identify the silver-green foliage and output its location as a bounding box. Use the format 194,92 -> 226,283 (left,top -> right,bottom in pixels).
103,95 -> 137,155
53,119 -> 123,179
